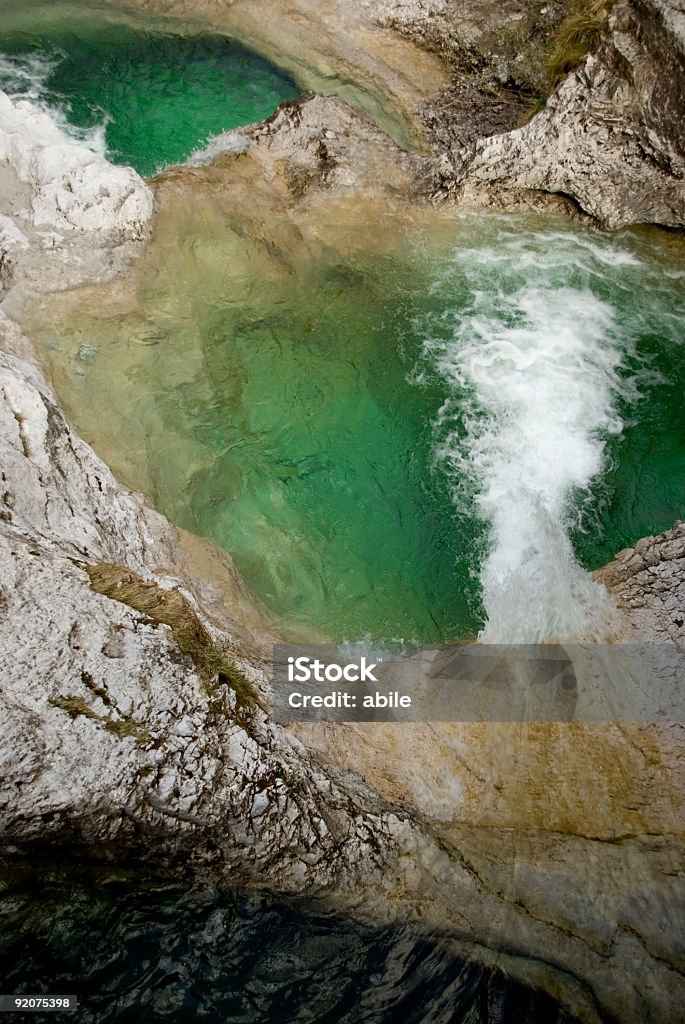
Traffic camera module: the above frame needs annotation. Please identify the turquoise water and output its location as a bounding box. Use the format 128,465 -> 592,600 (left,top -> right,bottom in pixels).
415,222 -> 685,640
6,7 -> 684,645
0,8 -> 298,176
32,212 -> 685,645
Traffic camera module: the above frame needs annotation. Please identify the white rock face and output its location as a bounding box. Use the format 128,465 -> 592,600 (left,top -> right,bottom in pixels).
459,0 -> 685,228
594,522 -> 685,641
0,91 -> 153,235
0,345 -> 407,888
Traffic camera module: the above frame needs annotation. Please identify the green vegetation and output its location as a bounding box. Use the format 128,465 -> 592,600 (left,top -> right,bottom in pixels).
520,94 -> 548,126
85,563 -> 257,708
545,0 -> 616,91
521,1 -> 616,123
50,695 -> 100,722
49,695 -> 153,744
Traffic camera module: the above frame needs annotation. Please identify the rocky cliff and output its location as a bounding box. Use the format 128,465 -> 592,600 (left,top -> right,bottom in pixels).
0,342 -> 413,888
455,0 -> 685,228
0,91 -> 415,892
93,0 -> 685,228
2,336 -> 684,1023
594,521 -> 685,640
1,2 -> 685,1019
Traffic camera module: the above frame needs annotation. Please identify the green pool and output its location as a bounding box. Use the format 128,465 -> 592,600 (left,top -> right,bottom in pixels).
6,7 -> 685,646
0,3 -> 298,176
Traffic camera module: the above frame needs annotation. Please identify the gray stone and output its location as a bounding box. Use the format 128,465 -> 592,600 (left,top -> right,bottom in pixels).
456,0 -> 685,228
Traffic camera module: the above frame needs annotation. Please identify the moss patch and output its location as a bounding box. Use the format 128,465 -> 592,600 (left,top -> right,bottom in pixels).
84,563 -> 256,708
50,695 -> 100,722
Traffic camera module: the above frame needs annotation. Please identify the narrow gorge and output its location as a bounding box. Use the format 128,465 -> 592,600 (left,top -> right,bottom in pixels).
1,1 -> 684,1022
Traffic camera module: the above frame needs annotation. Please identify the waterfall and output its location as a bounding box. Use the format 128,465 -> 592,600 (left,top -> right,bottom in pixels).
421,225 -> 642,642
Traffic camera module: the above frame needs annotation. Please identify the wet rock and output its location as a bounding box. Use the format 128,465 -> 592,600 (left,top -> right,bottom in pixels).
0,91 -> 153,299
0,8 -> 684,1020
0,92 -> 152,236
238,93 -> 431,198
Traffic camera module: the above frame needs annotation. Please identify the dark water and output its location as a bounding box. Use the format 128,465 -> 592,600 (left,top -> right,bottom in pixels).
0,860 -> 580,1024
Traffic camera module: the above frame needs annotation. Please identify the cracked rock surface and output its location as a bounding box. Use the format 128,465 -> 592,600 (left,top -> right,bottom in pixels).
0,345 -> 410,889
1,5 -> 684,1020
456,0 -> 685,228
594,521 -> 685,641
0,91 -> 153,303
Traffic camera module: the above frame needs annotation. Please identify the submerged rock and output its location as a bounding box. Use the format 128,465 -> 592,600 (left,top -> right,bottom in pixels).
0,6 -> 684,1022
0,343 -> 409,888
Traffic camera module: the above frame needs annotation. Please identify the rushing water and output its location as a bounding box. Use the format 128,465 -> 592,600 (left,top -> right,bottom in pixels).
3,10 -> 685,1022
0,858 -> 580,1024
6,7 -> 685,646
30,209 -> 685,645
0,4 -> 298,176
418,227 -> 655,641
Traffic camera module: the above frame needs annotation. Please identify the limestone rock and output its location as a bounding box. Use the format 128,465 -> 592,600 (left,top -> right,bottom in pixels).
0,91 -> 153,299
0,91 -> 153,236
594,521 -> 685,640
0,12 -> 684,1021
239,93 -> 431,198
365,0 -> 574,151
0,345 -> 408,888
458,0 -> 685,228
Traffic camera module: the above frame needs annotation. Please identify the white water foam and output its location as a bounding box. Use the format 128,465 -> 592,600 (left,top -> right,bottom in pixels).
186,130 -> 250,167
421,227 -> 642,643
0,52 -> 108,157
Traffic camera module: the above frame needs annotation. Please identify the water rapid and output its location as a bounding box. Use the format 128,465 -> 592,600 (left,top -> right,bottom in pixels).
0,11 -> 298,176
420,228 -> 647,642
0,51 -> 109,155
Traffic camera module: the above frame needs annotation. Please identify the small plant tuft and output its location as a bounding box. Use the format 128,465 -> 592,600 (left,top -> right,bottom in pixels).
85,563 -> 257,708
50,696 -> 99,722
545,0 -> 616,91
519,95 -> 548,126
50,695 -> 153,744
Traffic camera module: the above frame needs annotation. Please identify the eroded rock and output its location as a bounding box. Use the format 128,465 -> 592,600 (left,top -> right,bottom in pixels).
456,0 -> 685,228
595,521 -> 685,640
0,346 -> 409,889
1,7 -> 684,1021
0,91 -> 153,300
